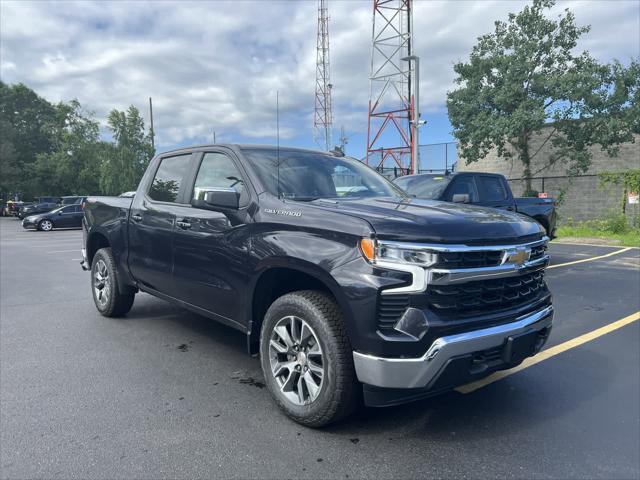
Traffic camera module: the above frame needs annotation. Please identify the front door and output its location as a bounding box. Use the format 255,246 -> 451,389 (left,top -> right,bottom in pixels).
55,205 -> 82,227
128,153 -> 193,295
172,150 -> 253,326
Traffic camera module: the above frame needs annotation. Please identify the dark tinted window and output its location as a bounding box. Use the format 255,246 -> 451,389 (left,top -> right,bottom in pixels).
241,148 -> 405,200
446,177 -> 479,202
148,154 -> 191,202
60,205 -> 76,213
477,176 -> 508,202
192,153 -> 246,201
394,175 -> 452,199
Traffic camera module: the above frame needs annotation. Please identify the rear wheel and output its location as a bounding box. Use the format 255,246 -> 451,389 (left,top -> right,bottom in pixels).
91,248 -> 135,317
38,219 -> 53,231
260,290 -> 360,427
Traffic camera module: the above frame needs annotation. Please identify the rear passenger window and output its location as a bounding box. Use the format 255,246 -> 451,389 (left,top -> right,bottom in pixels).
148,154 -> 192,203
478,176 -> 508,202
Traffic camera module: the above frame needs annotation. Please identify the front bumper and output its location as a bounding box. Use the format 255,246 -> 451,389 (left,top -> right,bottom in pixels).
353,305 -> 553,391
21,218 -> 37,229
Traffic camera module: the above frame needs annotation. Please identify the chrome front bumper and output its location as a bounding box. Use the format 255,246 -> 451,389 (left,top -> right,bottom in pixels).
353,305 -> 554,389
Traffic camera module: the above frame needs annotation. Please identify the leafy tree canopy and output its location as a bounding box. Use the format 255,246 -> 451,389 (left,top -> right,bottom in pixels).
447,0 -> 639,193
0,82 -> 155,200
99,106 -> 155,195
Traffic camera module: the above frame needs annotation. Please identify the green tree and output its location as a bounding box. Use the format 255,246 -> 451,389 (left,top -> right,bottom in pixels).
34,100 -> 102,195
447,0 -> 639,194
100,106 -> 155,195
0,81 -> 60,198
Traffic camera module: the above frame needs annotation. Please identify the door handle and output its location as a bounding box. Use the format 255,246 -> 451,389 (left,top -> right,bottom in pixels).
131,213 -> 142,222
176,220 -> 191,230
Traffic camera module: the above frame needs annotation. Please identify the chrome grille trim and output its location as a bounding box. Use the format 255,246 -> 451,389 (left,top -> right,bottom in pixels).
378,236 -> 549,253
379,237 -> 550,295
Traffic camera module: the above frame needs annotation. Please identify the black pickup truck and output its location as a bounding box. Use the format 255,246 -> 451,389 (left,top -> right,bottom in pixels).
81,145 -> 553,426
394,172 -> 557,238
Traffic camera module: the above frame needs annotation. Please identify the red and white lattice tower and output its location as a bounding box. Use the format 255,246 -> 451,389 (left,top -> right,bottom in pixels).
366,0 -> 416,174
314,0 -> 332,151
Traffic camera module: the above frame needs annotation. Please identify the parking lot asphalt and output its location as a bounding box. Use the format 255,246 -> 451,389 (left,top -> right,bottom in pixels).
1,217 -> 639,479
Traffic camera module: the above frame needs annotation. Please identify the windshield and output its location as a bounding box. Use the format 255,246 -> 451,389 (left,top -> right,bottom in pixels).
241,148 -> 407,201
394,175 -> 453,199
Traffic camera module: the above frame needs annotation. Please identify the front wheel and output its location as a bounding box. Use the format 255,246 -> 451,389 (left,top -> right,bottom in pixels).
260,290 -> 360,427
38,219 -> 53,231
91,248 -> 135,317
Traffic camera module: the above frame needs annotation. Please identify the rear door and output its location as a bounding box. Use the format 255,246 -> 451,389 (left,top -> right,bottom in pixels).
171,150 -> 253,325
128,153 -> 193,295
476,174 -> 514,211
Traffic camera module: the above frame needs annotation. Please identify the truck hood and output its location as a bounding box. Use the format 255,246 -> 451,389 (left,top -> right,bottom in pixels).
311,197 -> 544,244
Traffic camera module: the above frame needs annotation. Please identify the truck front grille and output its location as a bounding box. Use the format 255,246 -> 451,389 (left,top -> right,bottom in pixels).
427,270 -> 547,318
438,250 -> 503,269
529,243 -> 547,261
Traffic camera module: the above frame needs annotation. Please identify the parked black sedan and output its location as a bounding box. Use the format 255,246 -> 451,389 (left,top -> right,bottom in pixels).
22,204 -> 84,231
18,202 -> 58,219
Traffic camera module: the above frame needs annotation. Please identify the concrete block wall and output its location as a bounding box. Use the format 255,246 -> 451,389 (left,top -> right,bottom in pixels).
458,129 -> 640,223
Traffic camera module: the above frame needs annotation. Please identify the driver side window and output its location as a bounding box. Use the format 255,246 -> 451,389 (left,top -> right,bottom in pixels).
193,153 -> 247,203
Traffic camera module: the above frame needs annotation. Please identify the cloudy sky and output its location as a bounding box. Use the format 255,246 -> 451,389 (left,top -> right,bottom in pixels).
1,0 -> 638,167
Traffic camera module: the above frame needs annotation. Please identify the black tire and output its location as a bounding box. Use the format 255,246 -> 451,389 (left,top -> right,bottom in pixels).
91,247 -> 135,317
260,290 -> 360,427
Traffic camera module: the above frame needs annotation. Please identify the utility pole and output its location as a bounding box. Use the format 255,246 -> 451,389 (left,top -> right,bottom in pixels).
148,97 -> 155,150
402,54 -> 421,173
213,130 -> 216,143
314,0 -> 333,151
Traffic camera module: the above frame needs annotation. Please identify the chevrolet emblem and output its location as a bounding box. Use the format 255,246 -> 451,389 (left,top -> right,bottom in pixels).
502,247 -> 531,267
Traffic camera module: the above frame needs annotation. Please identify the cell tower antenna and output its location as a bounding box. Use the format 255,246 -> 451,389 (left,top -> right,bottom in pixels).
314,0 -> 332,151
366,0 -> 418,174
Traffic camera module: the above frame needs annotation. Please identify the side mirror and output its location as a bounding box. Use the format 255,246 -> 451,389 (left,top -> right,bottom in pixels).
452,193 -> 470,204
192,188 -> 240,210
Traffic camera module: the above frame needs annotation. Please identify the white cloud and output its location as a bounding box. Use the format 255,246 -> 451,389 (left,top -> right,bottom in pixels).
1,0 -> 638,149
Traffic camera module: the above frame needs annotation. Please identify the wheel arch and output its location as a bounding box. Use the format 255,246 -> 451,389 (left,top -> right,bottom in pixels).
86,231 -> 110,267
247,260 -> 354,355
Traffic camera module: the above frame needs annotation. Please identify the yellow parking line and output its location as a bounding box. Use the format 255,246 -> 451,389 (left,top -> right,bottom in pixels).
456,311 -> 640,394
551,241 -> 639,249
547,247 -> 632,269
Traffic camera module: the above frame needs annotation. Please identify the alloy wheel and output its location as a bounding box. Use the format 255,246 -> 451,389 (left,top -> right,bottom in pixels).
269,315 -> 325,406
93,259 -> 111,308
40,220 -> 53,231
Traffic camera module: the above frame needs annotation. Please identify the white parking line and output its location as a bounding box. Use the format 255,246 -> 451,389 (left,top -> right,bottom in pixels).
47,249 -> 80,253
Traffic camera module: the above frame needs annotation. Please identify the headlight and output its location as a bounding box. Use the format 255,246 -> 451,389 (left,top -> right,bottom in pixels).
360,239 -> 438,267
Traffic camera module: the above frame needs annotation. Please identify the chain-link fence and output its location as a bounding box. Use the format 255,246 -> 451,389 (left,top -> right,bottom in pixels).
365,141 -> 458,179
